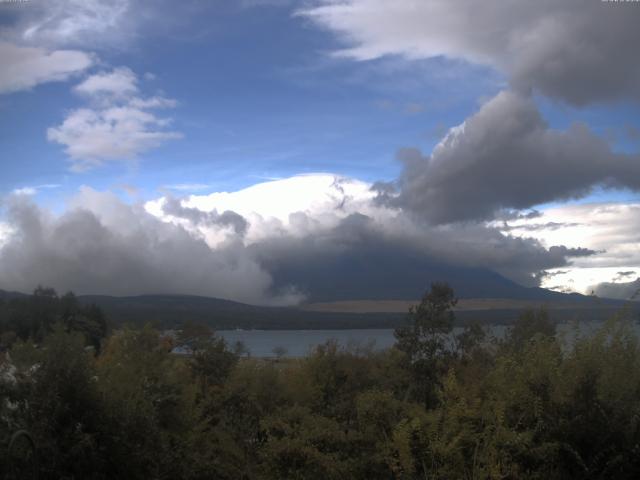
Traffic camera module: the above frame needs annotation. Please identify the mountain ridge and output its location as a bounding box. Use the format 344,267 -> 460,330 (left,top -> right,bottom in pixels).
2,287 -> 635,330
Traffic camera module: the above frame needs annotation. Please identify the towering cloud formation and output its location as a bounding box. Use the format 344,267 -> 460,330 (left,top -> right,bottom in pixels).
380,91 -> 640,224
0,189 -> 301,305
301,0 -> 640,105
0,176 -> 597,303
302,1 -> 640,224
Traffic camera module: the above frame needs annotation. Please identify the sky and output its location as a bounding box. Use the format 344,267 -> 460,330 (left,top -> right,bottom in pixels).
0,0 -> 639,304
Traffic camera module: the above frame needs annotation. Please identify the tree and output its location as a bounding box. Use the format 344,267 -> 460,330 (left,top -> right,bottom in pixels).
0,287 -> 108,349
15,325 -> 106,478
175,321 -> 240,396
506,307 -> 555,351
272,345 -> 288,360
59,292 -> 108,351
189,335 -> 239,396
394,282 -> 457,407
96,325 -> 194,479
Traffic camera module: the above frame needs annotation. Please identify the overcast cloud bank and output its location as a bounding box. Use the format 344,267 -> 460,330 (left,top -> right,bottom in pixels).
0,176 -> 600,303
0,0 -> 639,301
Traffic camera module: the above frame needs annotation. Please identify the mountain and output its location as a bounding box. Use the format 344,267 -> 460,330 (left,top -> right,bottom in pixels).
3,283 -> 635,331
75,293 -> 406,330
0,289 -> 27,300
74,292 -> 637,330
265,250 -> 604,303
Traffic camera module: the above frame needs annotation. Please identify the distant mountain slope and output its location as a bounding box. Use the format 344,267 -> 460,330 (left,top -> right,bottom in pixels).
0,289 -> 27,300
263,249 -> 606,303
76,293 -> 637,330
76,293 -> 406,330
3,289 -> 635,330
302,297 -> 621,314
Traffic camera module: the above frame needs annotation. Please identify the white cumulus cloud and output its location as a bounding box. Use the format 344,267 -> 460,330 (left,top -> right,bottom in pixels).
147,174 -> 381,245
0,41 -> 93,94
47,67 -> 182,171
73,66 -> 138,98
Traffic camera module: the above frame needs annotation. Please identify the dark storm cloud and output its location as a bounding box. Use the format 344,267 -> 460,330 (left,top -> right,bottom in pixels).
592,278 -> 640,301
506,1 -> 640,105
302,0 -> 640,105
382,91 -> 640,224
304,1 -> 640,224
250,213 -> 596,300
162,196 -> 249,236
0,192 -> 299,305
0,187 -> 600,303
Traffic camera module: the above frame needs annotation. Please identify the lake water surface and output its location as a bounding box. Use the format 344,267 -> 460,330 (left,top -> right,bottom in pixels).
218,329 -> 397,357
218,327 -> 509,358
218,321 -> 637,358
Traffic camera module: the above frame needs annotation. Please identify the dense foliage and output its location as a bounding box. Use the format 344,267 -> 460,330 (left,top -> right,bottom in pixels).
2,284 -> 640,479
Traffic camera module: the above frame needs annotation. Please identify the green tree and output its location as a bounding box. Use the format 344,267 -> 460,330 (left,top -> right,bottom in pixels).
14,325 -> 106,479
505,308 -> 556,352
394,282 -> 457,407
96,325 -> 194,479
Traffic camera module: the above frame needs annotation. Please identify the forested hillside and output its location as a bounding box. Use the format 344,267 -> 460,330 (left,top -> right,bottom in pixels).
2,285 -> 640,478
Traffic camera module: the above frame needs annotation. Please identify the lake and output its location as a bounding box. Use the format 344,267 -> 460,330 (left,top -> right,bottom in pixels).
218,329 -> 398,357
218,321 -> 636,358
217,327 -> 510,358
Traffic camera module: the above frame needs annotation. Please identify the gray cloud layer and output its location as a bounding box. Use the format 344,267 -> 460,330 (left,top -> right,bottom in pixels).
306,1 -> 640,225
592,278 -> 640,301
0,186 -> 595,303
162,196 -> 249,237
302,0 -> 640,105
0,190 -> 299,305
1,1 -> 635,301
378,91 -> 640,224
251,212 -> 595,298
